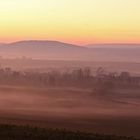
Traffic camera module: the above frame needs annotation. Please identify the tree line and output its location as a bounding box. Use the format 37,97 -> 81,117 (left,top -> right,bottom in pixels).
0,67 -> 139,89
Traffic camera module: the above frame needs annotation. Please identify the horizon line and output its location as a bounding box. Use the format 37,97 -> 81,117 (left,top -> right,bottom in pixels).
1,39 -> 140,46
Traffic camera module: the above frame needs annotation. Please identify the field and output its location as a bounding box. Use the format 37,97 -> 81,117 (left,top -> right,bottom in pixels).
0,124 -> 139,140
0,85 -> 140,138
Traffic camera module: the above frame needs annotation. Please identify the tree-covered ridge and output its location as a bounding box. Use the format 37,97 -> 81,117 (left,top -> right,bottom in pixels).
0,124 -> 139,140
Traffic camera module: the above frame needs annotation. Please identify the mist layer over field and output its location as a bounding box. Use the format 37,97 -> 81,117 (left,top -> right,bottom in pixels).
0,85 -> 140,137
0,47 -> 140,138
0,59 -> 140,76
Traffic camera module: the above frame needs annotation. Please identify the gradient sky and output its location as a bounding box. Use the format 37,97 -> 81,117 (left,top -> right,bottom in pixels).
0,0 -> 140,45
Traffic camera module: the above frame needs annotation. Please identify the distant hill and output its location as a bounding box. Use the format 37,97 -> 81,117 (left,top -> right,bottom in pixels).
0,40 -> 88,60
9,40 -> 84,50
0,40 -> 140,62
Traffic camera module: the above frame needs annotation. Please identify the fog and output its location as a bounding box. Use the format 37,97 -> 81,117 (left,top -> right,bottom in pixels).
1,41 -> 140,62
0,42 -> 140,137
0,85 -> 140,137
0,59 -> 140,76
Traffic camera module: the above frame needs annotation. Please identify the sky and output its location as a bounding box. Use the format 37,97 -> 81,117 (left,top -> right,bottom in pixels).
0,0 -> 140,45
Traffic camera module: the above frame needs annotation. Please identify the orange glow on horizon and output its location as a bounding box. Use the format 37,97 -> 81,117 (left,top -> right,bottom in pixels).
0,0 -> 140,45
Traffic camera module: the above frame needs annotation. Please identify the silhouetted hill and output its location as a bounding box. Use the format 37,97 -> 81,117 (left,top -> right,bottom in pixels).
0,40 -> 87,60
0,41 -> 140,62
9,40 -> 84,49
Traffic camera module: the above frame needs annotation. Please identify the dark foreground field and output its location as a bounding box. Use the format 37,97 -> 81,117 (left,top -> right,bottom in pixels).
0,124 -> 139,140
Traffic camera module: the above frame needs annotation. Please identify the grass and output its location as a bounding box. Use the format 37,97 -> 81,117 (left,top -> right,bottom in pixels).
0,124 -> 139,140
